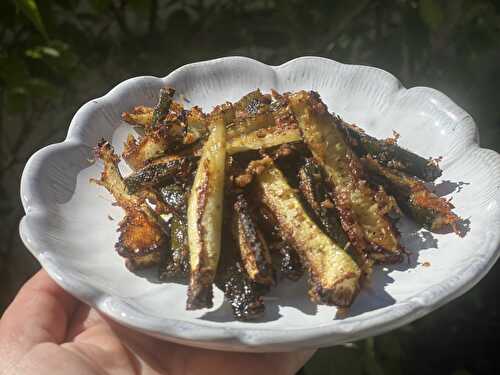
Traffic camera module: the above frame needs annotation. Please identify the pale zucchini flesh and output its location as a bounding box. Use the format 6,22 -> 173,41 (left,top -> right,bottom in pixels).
227,127 -> 302,155
186,117 -> 226,309
256,162 -> 360,306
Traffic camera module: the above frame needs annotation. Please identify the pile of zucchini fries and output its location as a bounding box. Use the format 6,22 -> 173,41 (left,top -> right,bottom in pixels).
93,87 -> 461,320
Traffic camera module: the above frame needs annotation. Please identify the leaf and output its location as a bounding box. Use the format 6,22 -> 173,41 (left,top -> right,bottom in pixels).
419,0 -> 444,31
12,0 -> 48,39
25,46 -> 60,59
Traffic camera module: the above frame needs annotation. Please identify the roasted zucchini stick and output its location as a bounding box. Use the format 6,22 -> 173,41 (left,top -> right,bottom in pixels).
227,127 -> 302,155
361,155 -> 460,231
122,125 -> 182,170
186,116 -> 226,310
255,161 -> 360,306
93,140 -> 167,270
123,103 -> 207,140
298,158 -> 348,247
157,182 -> 191,279
122,105 -> 153,128
288,91 -> 402,264
151,87 -> 175,130
159,215 -> 190,280
124,155 -> 198,193
225,90 -> 273,139
233,194 -> 275,286
337,120 -> 442,182
123,102 -> 207,169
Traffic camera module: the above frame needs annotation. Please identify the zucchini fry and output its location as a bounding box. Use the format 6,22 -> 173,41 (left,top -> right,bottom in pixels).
157,183 -> 191,280
233,194 -> 275,286
298,158 -> 348,247
159,215 -> 190,280
122,105 -> 153,128
226,90 -> 274,139
255,161 -> 360,306
227,127 -> 302,155
361,155 -> 461,232
93,140 -> 167,270
123,103 -> 208,140
337,120 -> 442,182
288,91 -> 402,265
186,116 -> 226,310
124,155 -> 198,193
122,99 -> 207,169
151,87 -> 175,130
122,125 -> 182,170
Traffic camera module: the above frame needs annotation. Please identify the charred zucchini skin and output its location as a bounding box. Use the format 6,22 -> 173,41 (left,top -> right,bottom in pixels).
255,161 -> 360,307
124,156 -> 198,193
151,87 -> 175,130
361,156 -> 460,231
215,251 -> 267,321
186,117 -> 226,310
159,215 -> 190,280
298,158 -> 348,247
159,184 -> 188,213
337,120 -> 442,182
288,91 -> 402,265
256,206 -> 304,281
233,194 -> 275,286
273,242 -> 304,282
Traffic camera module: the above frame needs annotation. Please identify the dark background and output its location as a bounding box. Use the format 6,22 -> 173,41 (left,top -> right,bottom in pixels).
0,1 -> 499,374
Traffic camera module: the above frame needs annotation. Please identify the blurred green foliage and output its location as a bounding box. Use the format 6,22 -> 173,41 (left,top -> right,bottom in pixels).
0,1 -> 499,374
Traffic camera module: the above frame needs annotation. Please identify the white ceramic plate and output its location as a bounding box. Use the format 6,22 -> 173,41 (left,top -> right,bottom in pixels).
19,57 -> 500,352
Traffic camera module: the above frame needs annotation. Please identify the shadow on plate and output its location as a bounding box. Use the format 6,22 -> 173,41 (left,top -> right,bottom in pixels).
131,212 -> 462,323
131,267 -> 189,286
431,180 -> 470,197
200,278 -> 318,323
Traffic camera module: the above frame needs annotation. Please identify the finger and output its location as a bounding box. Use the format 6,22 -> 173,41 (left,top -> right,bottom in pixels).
105,315 -> 316,375
0,269 -> 80,366
66,305 -> 105,341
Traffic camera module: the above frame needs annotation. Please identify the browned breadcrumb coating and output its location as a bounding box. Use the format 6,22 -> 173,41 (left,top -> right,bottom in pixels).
94,140 -> 167,270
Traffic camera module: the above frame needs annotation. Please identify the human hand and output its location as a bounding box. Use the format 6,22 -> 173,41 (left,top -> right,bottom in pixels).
0,270 -> 315,375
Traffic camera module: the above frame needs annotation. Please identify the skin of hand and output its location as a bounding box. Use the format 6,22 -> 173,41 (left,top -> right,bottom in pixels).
0,270 -> 315,375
